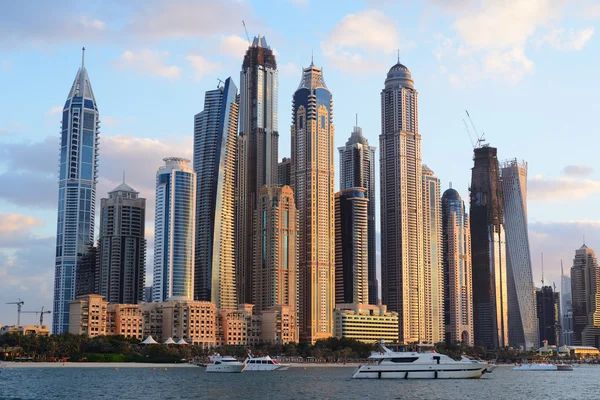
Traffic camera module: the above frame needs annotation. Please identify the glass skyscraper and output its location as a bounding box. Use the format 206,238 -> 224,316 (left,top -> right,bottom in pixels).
501,159 -> 538,350
53,49 -> 99,334
470,145 -> 508,348
338,125 -> 376,305
193,77 -> 238,310
153,158 -> 196,302
291,62 -> 335,343
237,36 -> 279,305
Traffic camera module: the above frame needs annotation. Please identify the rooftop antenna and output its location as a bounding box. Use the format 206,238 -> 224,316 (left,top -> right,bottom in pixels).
242,21 -> 251,45
82,47 -> 85,68
583,235 -> 586,246
311,49 -> 314,66
449,182 -> 453,189
397,49 -> 400,63
355,113 -> 358,128
217,78 -> 225,88
123,170 -> 125,184
541,252 -> 545,287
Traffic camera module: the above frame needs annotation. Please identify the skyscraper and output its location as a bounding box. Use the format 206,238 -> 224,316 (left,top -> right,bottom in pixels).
193,77 -> 239,310
237,36 -> 279,305
278,157 -> 291,187
570,244 -> 600,345
75,244 -> 99,298
422,166 -> 443,344
291,62 -> 335,343
380,60 -> 424,343
470,146 -> 508,348
338,125 -> 377,304
53,48 -> 99,334
335,188 -> 369,305
441,188 -> 473,346
98,181 -> 146,304
561,262 -> 574,345
536,285 -> 561,346
501,159 -> 538,350
152,158 -> 196,302
253,185 -> 298,317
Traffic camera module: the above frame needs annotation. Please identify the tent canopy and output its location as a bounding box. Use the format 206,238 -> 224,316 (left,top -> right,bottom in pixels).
164,337 -> 176,344
141,336 -> 159,345
176,338 -> 188,345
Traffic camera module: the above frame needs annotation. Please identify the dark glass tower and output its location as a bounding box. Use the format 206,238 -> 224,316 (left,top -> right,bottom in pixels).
469,145 -> 508,348
53,48 -> 99,333
536,286 -> 561,346
237,36 -> 279,304
98,182 -> 146,304
338,126 -> 376,304
194,77 -> 239,310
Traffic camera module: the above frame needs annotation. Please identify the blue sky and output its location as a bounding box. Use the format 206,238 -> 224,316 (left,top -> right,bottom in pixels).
1,0 -> 600,324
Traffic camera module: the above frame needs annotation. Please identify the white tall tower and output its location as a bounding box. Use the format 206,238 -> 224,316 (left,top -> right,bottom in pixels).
502,159 -> 538,350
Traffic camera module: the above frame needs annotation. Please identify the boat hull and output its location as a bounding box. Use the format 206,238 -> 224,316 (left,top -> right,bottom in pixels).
244,364 -> 290,371
352,364 -> 487,379
205,364 -> 245,373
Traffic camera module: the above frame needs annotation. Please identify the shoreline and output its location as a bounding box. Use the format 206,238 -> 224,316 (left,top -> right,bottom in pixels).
1,361 -> 362,369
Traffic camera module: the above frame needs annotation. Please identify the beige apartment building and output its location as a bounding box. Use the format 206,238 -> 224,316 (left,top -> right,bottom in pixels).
106,304 -> 143,339
333,303 -> 399,343
261,305 -> 297,344
69,294 -> 108,337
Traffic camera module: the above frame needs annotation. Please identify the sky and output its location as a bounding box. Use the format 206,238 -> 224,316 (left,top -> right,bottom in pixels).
1,0 -> 600,326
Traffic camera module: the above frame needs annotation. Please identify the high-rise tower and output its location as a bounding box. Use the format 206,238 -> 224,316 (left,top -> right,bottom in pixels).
53,48 -> 99,333
338,125 -> 377,304
237,36 -> 279,304
570,244 -> 600,345
441,188 -> 473,345
153,158 -> 196,302
536,285 -> 561,346
98,182 -> 146,304
470,146 -> 508,348
194,77 -> 239,310
291,62 -> 335,343
380,60 -> 424,343
335,188 -> 369,305
501,159 -> 538,350
422,166 -> 443,343
561,262 -> 574,345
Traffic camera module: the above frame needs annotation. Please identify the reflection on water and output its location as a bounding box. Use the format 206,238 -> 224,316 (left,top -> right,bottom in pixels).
0,365 -> 597,400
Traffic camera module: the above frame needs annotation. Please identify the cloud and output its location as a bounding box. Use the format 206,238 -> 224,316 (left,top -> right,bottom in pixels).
321,10 -> 411,73
80,16 -> 106,30
537,27 -> 595,50
279,62 -> 300,75
101,116 -> 136,129
562,165 -> 593,178
430,0 -> 592,84
220,35 -> 250,58
47,105 -> 63,115
528,175 -> 600,201
0,213 -> 45,240
185,55 -> 221,81
115,49 -> 181,79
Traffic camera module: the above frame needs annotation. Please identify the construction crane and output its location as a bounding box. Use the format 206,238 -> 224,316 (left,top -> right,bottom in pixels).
21,306 -> 52,327
465,110 -> 486,148
242,20 -> 251,45
6,299 -> 24,326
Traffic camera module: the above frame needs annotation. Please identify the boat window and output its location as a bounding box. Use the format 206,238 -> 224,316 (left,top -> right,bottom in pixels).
269,360 -> 274,364
390,357 -> 419,363
249,360 -> 255,364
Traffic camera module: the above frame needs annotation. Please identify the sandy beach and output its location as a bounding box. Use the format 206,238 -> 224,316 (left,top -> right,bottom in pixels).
1,361 -> 361,369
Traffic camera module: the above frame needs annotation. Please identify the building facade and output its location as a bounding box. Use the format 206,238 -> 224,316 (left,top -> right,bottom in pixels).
501,159 -> 538,350
69,294 -> 108,337
291,62 -> 335,343
441,188 -> 474,346
536,286 -> 561,346
53,49 -> 100,334
561,262 -> 574,345
338,125 -> 377,304
422,165 -> 443,343
237,36 -> 279,305
470,145 -> 508,348
571,244 -> 600,345
152,158 -> 196,302
333,303 -> 399,343
380,60 -> 424,343
278,157 -> 291,187
193,77 -> 239,310
75,244 -> 99,297
253,185 -> 298,319
335,188 -> 369,305
261,305 -> 297,344
106,304 -> 143,339
98,182 -> 146,304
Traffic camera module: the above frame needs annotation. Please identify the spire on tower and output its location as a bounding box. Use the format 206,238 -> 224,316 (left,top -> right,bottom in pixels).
82,47 -> 85,68
397,49 -> 400,63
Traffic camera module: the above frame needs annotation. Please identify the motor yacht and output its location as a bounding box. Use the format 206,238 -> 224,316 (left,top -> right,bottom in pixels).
243,353 -> 290,371
352,341 -> 490,379
205,354 -> 246,373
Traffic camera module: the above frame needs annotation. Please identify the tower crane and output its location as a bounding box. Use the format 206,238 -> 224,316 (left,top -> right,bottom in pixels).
21,306 -> 52,327
465,110 -> 486,148
242,20 -> 251,45
6,299 -> 25,326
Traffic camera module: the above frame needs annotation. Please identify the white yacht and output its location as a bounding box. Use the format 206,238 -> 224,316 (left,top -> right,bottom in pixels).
205,354 -> 246,373
243,353 -> 290,371
352,341 -> 490,379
